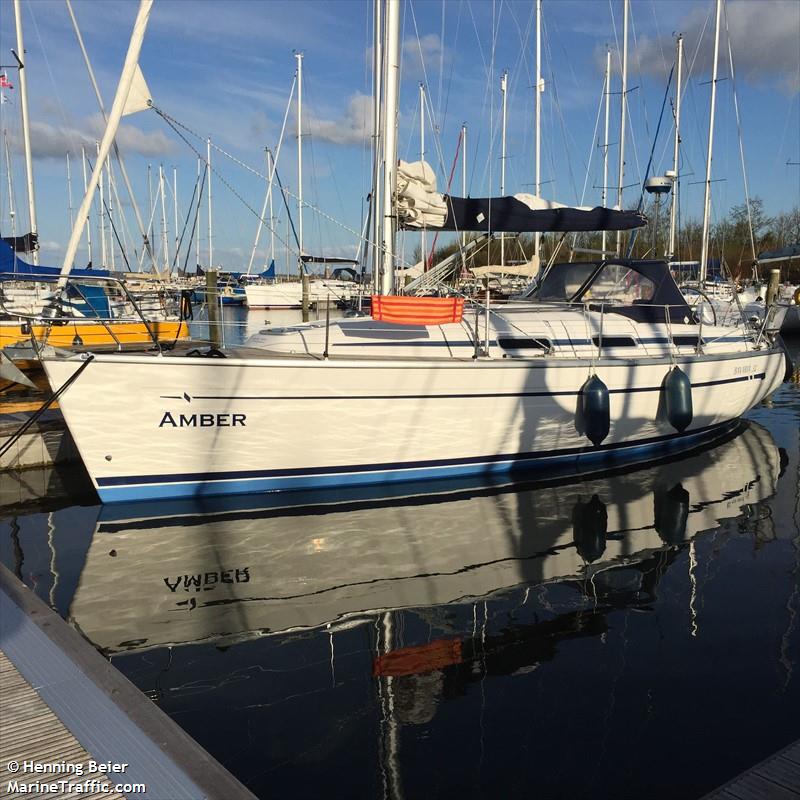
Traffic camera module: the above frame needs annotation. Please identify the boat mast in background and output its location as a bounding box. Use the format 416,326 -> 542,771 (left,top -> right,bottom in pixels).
13,0 -> 38,265
419,82 -> 426,268
601,47 -> 611,258
295,51 -> 304,268
533,0 -> 542,267
699,0 -> 723,285
667,34 -> 683,260
81,147 -> 93,266
615,0 -> 629,258
461,122 -> 467,250
500,69 -> 508,269
66,152 -> 74,231
206,137 -> 212,269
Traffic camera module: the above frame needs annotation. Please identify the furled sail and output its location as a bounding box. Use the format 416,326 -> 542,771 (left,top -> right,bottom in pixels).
396,160 -> 646,233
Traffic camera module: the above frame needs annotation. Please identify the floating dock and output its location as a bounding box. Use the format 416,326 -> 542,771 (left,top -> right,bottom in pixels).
0,563 -> 256,800
704,741 -> 800,799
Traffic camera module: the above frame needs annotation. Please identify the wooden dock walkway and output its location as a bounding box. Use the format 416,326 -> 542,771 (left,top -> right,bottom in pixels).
703,740 -> 800,799
1,651 -> 126,800
0,562 -> 256,800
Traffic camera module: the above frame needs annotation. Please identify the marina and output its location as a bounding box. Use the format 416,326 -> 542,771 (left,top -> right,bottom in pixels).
0,0 -> 799,797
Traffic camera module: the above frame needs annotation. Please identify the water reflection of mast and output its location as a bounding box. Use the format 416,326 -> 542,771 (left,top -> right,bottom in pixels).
377,612 -> 404,800
47,512 -> 59,610
779,450 -> 800,688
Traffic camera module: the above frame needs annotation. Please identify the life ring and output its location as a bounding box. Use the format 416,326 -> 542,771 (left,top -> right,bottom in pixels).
793,286 -> 800,305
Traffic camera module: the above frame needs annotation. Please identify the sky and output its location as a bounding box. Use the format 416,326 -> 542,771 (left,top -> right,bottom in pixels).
0,0 -> 798,273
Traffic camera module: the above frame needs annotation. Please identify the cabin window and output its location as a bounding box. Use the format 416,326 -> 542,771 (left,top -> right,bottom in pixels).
591,336 -> 637,348
583,263 -> 656,304
497,337 -> 551,351
672,335 -> 702,347
536,263 -> 597,302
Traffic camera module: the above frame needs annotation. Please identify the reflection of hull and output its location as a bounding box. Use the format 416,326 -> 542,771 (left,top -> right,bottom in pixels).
0,319 -> 190,349
69,422 -> 779,655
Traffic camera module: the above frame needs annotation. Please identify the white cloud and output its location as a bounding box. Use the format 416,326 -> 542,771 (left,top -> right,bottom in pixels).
304,93 -> 372,146
616,0 -> 800,94
402,33 -> 450,80
12,117 -> 176,159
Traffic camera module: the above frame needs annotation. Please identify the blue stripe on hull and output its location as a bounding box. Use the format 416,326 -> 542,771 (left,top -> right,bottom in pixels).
95,421 -> 739,503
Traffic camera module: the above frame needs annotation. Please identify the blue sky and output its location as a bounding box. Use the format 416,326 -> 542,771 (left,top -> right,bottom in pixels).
0,0 -> 798,272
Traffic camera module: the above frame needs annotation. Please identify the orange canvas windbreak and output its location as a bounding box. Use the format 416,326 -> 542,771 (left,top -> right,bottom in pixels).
372,638 -> 463,677
371,295 -> 465,325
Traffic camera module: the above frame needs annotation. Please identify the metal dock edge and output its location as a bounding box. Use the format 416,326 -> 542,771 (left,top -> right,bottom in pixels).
0,562 -> 257,800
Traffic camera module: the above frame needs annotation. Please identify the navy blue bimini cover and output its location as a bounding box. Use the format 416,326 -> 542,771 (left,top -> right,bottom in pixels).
409,196 -> 647,234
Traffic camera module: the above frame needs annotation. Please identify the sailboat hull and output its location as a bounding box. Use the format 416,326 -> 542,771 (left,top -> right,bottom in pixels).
0,320 -> 189,349
42,347 -> 785,503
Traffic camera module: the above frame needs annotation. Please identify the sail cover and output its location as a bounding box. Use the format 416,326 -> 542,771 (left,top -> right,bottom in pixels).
396,160 -> 646,233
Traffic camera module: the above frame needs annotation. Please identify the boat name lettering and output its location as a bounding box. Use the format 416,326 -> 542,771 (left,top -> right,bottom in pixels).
163,568 -> 251,593
733,365 -> 754,376
158,411 -> 246,428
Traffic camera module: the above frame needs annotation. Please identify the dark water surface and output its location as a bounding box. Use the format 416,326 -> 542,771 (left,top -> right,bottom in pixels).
1,336 -> 798,800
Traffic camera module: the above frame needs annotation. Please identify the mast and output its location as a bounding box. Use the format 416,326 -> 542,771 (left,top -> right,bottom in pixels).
380,0 -> 400,295
206,137 -> 213,268
461,122 -> 467,249
4,134 -> 16,239
81,147 -> 92,266
66,152 -> 74,230
59,0 -> 153,282
699,0 -> 722,285
370,0 -> 383,289
173,165 -> 179,270
534,0 -> 542,262
247,148 -> 272,275
106,156 -> 115,270
268,149 -> 275,270
97,141 -> 107,268
295,51 -> 304,264
601,47 -> 611,257
194,157 -> 200,271
12,0 -> 38,265
159,164 -> 169,272
419,82 -> 426,268
500,69 -> 508,269
615,0 -> 629,257
668,34 -> 683,259
65,0 -> 155,270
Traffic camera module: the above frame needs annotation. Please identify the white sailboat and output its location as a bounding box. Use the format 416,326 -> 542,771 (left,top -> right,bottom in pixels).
39,0 -> 787,505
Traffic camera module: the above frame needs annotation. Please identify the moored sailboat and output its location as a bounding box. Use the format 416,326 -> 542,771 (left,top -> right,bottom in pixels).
39,0 -> 788,504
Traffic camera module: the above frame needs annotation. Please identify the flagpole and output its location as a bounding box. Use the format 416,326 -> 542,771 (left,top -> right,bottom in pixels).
59,0 -> 154,284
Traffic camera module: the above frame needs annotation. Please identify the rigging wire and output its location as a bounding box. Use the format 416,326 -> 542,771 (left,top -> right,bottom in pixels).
723,2 -> 756,263
150,105 -> 410,267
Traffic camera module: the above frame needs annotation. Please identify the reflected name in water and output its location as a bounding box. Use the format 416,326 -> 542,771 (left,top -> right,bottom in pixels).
163,567 -> 251,593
